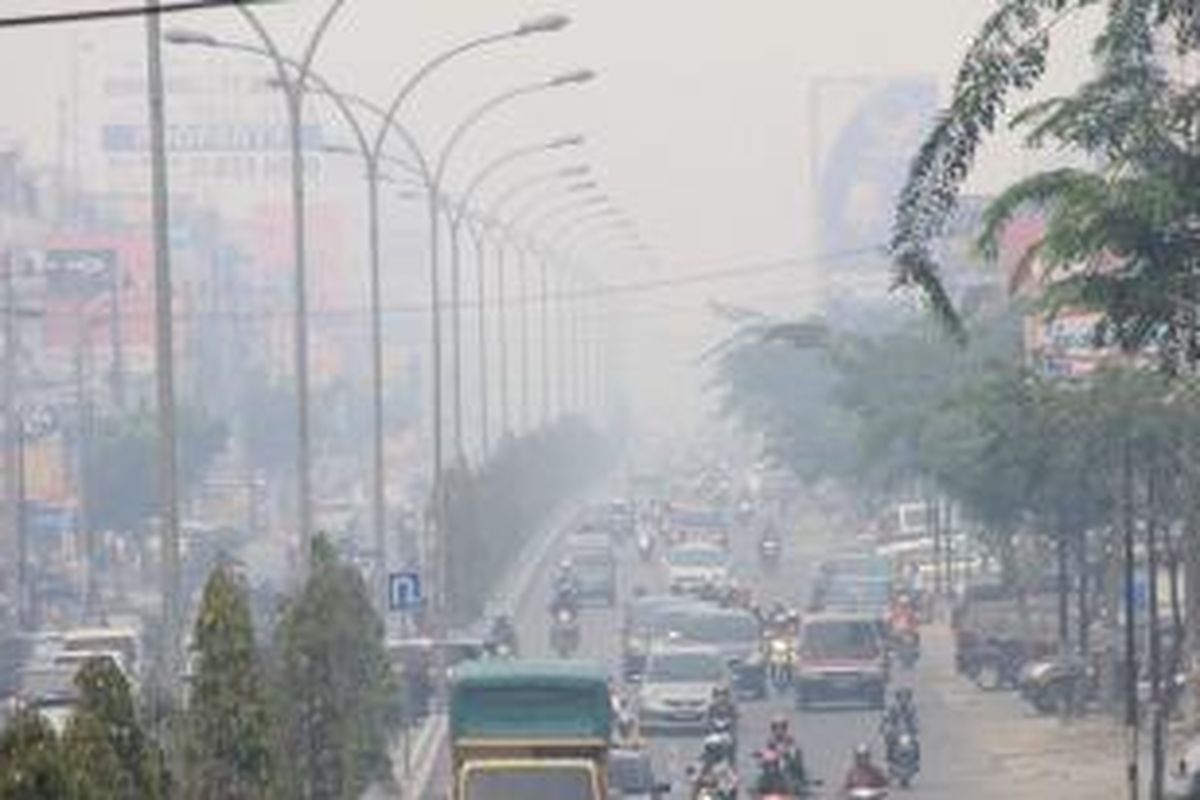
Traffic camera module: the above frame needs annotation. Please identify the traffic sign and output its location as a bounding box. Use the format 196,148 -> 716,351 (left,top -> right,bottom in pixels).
388,571 -> 422,612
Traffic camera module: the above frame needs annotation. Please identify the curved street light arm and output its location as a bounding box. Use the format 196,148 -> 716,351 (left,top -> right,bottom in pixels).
527,199 -> 611,244
434,82 -> 547,189
486,168 -> 577,223
449,140 -> 567,232
232,0 -> 346,92
371,31 -> 514,161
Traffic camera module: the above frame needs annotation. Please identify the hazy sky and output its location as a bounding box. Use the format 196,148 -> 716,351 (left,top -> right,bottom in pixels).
0,1 -> 1102,431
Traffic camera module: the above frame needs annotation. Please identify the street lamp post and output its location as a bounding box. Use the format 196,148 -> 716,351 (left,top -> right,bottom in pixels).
164,31 -> 428,610
172,1 -> 347,576
524,196 -> 612,425
364,15 -> 572,624
446,135 -> 584,457
491,180 -> 599,432
431,70 -> 595,461
482,166 -> 588,436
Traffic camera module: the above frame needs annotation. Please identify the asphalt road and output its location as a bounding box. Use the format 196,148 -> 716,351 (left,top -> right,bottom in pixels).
427,499 -> 980,799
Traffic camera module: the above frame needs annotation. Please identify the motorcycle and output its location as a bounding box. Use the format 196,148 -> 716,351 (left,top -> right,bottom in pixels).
753,749 -> 821,799
690,768 -> 738,800
760,537 -> 782,569
767,636 -> 795,688
886,731 -> 920,789
637,529 -> 654,562
962,638 -> 1025,691
549,607 -> 580,658
1019,655 -> 1095,715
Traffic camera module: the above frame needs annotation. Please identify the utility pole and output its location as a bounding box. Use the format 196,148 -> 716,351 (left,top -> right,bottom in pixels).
2,251 -> 21,630
75,315 -> 96,620
14,418 -> 26,630
144,0 -> 182,676
540,256 -> 551,427
108,261 -> 125,411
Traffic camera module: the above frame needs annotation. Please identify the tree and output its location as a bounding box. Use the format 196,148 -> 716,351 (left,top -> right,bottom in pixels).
73,656 -> 169,799
892,0 -> 1200,340
0,708 -> 66,800
184,561 -> 273,800
271,536 -> 396,800
85,406 -> 228,532
61,711 -> 130,800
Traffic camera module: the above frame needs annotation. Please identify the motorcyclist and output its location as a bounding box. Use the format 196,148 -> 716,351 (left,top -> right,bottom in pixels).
766,715 -> 809,789
709,685 -> 738,727
693,733 -> 738,798
882,689 -> 919,738
889,595 -> 918,633
843,744 -> 888,793
485,614 -> 518,657
881,688 -> 920,765
549,559 -> 580,615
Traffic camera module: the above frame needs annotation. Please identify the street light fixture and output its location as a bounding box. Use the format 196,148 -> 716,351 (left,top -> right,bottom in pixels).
516,13 -> 571,35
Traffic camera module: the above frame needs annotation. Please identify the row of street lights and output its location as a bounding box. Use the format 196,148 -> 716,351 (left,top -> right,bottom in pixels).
162,5 -> 642,621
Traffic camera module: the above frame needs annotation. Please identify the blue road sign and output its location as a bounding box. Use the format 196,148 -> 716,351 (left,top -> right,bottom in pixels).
388,571 -> 422,612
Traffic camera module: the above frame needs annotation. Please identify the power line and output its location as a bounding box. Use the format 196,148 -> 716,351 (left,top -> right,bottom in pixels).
22,243 -> 886,326
0,0 -> 280,29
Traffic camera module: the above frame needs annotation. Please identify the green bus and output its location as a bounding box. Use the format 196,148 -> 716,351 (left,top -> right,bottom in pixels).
449,659 -> 612,800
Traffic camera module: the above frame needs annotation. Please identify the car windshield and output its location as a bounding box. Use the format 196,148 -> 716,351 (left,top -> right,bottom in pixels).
647,651 -> 725,682
667,548 -> 726,567
802,621 -> 880,660
464,766 -> 593,800
674,613 -> 759,644
609,753 -> 654,792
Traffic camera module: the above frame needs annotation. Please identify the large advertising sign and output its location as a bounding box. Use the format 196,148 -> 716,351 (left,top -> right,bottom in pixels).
818,78 -> 938,256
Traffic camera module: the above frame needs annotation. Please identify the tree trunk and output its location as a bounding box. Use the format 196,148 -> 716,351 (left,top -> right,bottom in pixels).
1077,528 -> 1090,659
1147,464 -> 1165,800
1186,502 -> 1200,731
1057,523 -> 1071,656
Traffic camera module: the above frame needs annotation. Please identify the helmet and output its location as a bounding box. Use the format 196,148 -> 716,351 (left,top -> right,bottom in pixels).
896,687 -> 913,704
559,558 -> 573,571
854,744 -> 871,765
770,714 -> 789,736
712,685 -> 731,700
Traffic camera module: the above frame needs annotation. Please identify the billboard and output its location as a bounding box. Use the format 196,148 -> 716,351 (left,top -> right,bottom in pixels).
818,78 -> 938,256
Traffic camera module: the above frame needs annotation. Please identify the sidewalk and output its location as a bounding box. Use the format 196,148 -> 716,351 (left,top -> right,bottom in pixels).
918,624 -> 1126,799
